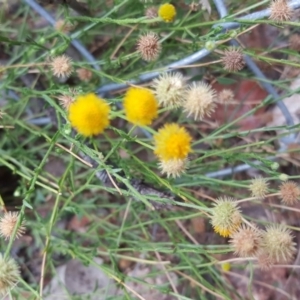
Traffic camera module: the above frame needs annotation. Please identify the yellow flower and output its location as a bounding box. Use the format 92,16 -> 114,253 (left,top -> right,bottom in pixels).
158,3 -> 176,22
68,93 -> 110,137
221,262 -> 231,272
124,87 -> 158,126
154,123 -> 192,161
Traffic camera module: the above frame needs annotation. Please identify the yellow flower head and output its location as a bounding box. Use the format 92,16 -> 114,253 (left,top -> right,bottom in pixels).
124,87 -> 158,126
68,93 -> 110,137
154,123 -> 192,161
158,3 -> 176,22
211,197 -> 242,238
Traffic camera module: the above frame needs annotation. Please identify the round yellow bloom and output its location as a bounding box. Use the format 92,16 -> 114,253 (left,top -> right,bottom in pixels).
158,3 -> 176,22
68,93 -> 110,137
124,87 -> 158,126
154,123 -> 192,161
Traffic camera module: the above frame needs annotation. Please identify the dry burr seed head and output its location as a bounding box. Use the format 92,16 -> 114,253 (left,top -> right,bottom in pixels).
50,54 -> 73,78
222,47 -> 245,72
152,72 -> 186,108
0,254 -> 20,294
76,68 -> 93,82
218,89 -> 234,103
289,34 -> 300,51
269,0 -> 293,22
54,19 -> 75,33
260,224 -> 296,264
145,6 -> 158,19
249,176 -> 269,199
158,158 -> 188,178
256,251 -> 274,270
279,180 -> 300,205
229,224 -> 262,257
57,88 -> 78,110
136,32 -> 161,62
210,197 -> 242,237
0,212 -> 25,240
183,81 -> 217,120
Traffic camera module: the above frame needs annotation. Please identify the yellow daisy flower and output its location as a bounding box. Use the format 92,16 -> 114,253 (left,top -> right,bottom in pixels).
68,93 -> 110,137
124,87 -> 158,126
158,3 -> 176,22
154,123 -> 192,161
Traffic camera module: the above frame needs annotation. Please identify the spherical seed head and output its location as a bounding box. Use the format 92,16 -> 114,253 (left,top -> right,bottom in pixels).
154,123 -> 192,161
269,0 -> 293,22
257,251 -> 274,270
249,177 -> 269,199
158,3 -> 176,22
183,82 -> 216,120
279,180 -> 300,205
145,6 -> 158,19
137,32 -> 161,62
68,93 -> 110,136
218,89 -> 234,103
124,87 -> 158,126
159,158 -> 188,178
0,254 -> 19,294
76,68 -> 93,82
211,197 -> 242,238
261,224 -> 296,263
289,34 -> 300,51
152,72 -> 186,108
54,19 -> 75,33
229,224 -> 262,257
0,212 -> 25,240
222,47 -> 245,72
51,55 -> 73,78
57,88 -> 78,110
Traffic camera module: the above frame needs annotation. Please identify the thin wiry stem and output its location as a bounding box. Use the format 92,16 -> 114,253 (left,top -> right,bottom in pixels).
23,0 -> 100,70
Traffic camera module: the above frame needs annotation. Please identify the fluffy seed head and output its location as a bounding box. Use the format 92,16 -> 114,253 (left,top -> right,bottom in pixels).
0,212 -> 25,240
137,32 -> 161,62
68,93 -> 110,136
154,123 -> 192,161
152,72 -> 186,108
210,197 -> 242,237
57,88 -> 78,110
145,6 -> 158,20
158,3 -> 176,22
222,47 -> 245,72
124,87 -> 158,126
289,34 -> 300,51
183,82 -> 216,120
218,89 -> 234,103
260,224 -> 296,263
50,55 -> 73,78
257,252 -> 274,270
249,177 -> 269,199
269,0 -> 293,22
279,180 -> 300,205
0,254 -> 20,294
159,158 -> 188,178
55,19 -> 75,33
229,224 -> 262,257
76,68 -> 93,82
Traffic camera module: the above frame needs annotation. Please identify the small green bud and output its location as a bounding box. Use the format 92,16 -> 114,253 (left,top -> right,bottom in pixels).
271,162 -> 279,170
205,40 -> 216,51
279,173 -> 289,181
